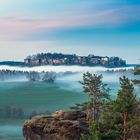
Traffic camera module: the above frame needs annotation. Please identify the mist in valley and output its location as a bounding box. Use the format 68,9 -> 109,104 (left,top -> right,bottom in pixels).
0,65 -> 137,94
0,65 -> 135,83
0,65 -> 139,140
0,65 -> 138,99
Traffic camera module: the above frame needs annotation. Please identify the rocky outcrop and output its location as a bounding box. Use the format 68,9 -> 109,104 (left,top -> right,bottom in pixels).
23,110 -> 88,140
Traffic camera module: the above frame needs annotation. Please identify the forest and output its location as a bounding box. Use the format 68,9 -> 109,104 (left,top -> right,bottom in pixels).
69,65 -> 140,140
0,70 -> 56,83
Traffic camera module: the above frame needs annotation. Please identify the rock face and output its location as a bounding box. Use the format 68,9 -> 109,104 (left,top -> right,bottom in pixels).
23,110 -> 88,140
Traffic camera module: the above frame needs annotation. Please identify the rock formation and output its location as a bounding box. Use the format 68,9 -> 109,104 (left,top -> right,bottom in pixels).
23,110 -> 88,140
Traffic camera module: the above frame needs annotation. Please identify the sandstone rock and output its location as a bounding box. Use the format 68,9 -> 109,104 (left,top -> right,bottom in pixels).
23,110 -> 88,140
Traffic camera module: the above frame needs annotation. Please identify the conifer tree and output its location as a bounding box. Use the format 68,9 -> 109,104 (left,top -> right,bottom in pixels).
80,72 -> 110,121
80,122 -> 101,140
114,76 -> 137,140
80,73 -> 140,140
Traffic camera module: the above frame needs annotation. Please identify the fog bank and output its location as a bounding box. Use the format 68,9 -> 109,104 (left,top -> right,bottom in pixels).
0,65 -> 134,73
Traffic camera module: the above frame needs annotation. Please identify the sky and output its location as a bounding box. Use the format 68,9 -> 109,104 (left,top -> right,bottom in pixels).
0,0 -> 140,63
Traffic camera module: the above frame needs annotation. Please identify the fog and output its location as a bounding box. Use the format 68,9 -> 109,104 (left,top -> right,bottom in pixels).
55,69 -> 137,92
0,125 -> 22,137
0,65 -> 134,73
0,65 -> 136,91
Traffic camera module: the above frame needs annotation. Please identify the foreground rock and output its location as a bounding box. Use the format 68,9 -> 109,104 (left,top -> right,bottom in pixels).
23,110 -> 88,140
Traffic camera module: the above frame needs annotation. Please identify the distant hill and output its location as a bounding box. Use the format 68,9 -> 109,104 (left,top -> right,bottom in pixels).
126,64 -> 137,67
0,61 -> 24,66
24,52 -> 127,68
0,61 -> 136,68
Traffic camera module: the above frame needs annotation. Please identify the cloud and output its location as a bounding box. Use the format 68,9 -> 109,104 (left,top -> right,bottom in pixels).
0,5 -> 140,41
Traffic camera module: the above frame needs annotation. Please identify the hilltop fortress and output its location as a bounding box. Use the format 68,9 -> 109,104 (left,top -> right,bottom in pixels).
24,53 -> 126,67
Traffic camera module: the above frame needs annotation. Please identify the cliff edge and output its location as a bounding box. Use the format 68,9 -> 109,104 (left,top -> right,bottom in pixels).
23,110 -> 88,140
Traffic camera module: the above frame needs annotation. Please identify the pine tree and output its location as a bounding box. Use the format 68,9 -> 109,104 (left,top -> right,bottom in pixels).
80,72 -> 110,121
80,122 -> 101,140
114,76 -> 138,140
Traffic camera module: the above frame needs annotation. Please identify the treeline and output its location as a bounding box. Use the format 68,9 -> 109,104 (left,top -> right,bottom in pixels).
27,71 -> 56,83
105,69 -> 133,73
0,70 -> 56,83
0,106 -> 24,119
0,106 -> 50,119
71,65 -> 140,140
0,70 -> 26,81
133,65 -> 140,85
